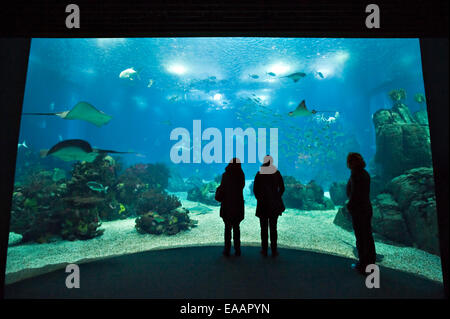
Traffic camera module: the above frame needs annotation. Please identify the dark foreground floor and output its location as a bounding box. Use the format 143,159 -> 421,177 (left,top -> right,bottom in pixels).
4,246 -> 445,299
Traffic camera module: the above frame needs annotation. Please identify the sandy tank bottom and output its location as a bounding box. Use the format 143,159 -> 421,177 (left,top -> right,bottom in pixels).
5,192 -> 443,285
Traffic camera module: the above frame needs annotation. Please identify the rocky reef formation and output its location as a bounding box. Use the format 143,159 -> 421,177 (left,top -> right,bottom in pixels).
8,232 -> 22,246
329,174 -> 387,206
333,167 -> 439,255
373,90 -> 432,181
67,155 -> 125,221
9,154 -> 194,243
59,197 -> 105,241
329,181 -> 347,206
187,177 -> 221,206
135,190 -> 197,235
383,167 -> 438,254
116,163 -> 169,202
282,176 -> 334,210
185,175 -> 207,190
10,162 -> 106,243
333,89 -> 438,255
10,170 -> 68,243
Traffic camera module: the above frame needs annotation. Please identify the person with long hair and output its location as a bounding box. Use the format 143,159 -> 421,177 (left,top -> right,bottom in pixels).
346,152 -> 376,274
253,155 -> 285,257
215,158 -> 245,257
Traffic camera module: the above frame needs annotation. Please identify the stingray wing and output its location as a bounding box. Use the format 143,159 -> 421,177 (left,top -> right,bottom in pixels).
65,102 -> 113,127
45,139 -> 98,162
49,147 -> 98,162
296,100 -> 308,111
287,72 -> 305,82
47,139 -> 93,155
293,100 -> 312,116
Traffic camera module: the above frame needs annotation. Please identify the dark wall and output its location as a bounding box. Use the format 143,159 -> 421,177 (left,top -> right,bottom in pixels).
0,38 -> 31,298
420,38 -> 449,297
0,1 -> 448,37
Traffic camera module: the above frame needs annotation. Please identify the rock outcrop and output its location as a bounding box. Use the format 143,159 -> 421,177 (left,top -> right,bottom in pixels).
329,181 -> 347,206
373,102 -> 432,180
187,180 -> 221,206
283,176 -> 334,210
386,167 -> 439,254
333,167 -> 439,255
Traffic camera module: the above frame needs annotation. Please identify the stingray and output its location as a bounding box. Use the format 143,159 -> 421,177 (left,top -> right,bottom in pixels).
281,72 -> 306,83
288,100 -> 335,117
40,139 -> 138,162
22,101 -> 112,127
189,204 -> 213,215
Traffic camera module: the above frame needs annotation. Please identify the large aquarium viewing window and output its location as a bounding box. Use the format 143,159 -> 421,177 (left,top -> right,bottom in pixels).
6,38 -> 442,286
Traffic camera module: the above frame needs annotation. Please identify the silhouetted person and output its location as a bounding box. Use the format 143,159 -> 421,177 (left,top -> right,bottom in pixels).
253,155 -> 285,257
346,152 -> 376,274
215,158 -> 245,257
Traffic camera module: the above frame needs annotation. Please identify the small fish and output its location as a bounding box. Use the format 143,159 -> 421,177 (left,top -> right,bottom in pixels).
18,140 -> 28,149
58,135 -> 63,142
119,67 -> 141,81
87,181 -> 108,193
316,71 -> 324,79
147,79 -> 154,88
118,203 -> 126,214
249,74 -> 259,79
267,72 -> 276,77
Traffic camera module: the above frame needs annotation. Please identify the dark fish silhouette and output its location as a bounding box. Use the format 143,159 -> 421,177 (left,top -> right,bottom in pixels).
288,100 -> 336,117
22,101 -> 112,127
281,72 -> 306,82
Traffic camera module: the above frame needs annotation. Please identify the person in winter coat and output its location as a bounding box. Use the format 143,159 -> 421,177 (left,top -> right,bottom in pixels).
253,155 -> 285,257
346,152 -> 376,274
216,158 -> 245,257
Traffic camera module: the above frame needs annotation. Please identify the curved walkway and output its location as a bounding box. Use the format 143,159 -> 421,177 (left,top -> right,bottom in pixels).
4,246 -> 444,299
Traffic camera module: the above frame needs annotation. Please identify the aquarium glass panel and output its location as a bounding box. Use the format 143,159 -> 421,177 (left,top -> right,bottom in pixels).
6,38 -> 442,284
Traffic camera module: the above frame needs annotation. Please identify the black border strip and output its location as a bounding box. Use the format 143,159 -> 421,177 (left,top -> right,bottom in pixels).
0,38 -> 31,299
420,38 -> 449,298
0,0 -> 448,37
